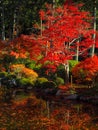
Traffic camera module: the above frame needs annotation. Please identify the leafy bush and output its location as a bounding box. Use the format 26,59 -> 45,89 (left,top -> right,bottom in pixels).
56,65 -> 65,80
10,64 -> 25,78
69,60 -> 79,72
35,77 -> 48,88
10,64 -> 38,82
21,67 -> 38,81
55,77 -> 64,86
35,77 -> 57,89
42,81 -> 57,89
25,60 -> 36,69
17,78 -> 34,87
0,72 -> 8,78
72,56 -> 98,85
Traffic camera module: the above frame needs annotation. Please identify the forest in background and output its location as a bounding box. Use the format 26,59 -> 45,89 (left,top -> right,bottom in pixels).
0,0 -> 98,40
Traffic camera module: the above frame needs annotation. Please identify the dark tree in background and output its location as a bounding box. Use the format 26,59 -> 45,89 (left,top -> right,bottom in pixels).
0,0 -> 98,42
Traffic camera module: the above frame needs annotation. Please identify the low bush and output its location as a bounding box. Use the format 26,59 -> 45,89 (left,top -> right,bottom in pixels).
72,56 -> 98,86
0,72 -> 8,78
42,81 -> 57,89
54,77 -> 64,86
17,77 -> 34,87
35,77 -> 48,88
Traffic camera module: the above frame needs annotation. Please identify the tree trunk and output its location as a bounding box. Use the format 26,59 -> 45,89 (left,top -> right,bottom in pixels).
90,0 -> 96,57
64,61 -> 69,84
1,6 -> 5,40
13,9 -> 17,39
75,41 -> 79,61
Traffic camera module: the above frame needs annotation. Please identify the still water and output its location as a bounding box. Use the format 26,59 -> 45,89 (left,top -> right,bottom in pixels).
44,99 -> 98,130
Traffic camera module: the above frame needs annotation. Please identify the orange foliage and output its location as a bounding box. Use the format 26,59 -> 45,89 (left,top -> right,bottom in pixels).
10,64 -> 25,72
10,64 -> 38,79
22,67 -> 38,78
10,51 -> 27,59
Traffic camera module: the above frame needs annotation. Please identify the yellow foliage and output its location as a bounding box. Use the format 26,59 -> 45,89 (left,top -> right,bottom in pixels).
10,64 -> 38,80
10,64 -> 25,73
22,67 -> 38,79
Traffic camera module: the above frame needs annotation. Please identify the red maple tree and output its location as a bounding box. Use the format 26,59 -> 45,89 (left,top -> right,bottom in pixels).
38,2 -> 94,83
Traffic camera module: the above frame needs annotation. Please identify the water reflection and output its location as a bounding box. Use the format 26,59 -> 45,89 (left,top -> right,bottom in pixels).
45,99 -> 98,129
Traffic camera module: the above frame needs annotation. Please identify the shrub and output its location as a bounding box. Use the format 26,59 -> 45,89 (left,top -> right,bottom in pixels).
22,67 -> 38,81
10,64 -> 38,83
17,77 -> 34,87
42,81 -> 57,89
10,64 -> 25,78
55,77 -> 64,86
0,72 -> 8,78
35,77 -> 48,88
56,65 -> 65,80
72,55 -> 98,85
69,60 -> 79,72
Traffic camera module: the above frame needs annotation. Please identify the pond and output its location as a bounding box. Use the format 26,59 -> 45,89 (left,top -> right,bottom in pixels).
0,91 -> 98,130
43,99 -> 98,130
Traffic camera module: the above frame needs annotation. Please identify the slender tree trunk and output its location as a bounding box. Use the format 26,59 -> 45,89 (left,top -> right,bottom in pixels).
53,0 -> 56,9
1,6 -> 5,40
75,41 -> 79,61
90,0 -> 96,57
13,9 -> 17,39
64,61 -> 69,84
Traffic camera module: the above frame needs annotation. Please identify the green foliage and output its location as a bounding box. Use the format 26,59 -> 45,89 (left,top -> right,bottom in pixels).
56,65 -> 65,80
17,77 -> 34,87
25,60 -> 36,69
35,77 -> 48,88
35,77 -> 57,88
69,60 -> 79,72
7,73 -> 16,79
0,72 -> 8,78
42,81 -> 57,89
25,60 -> 42,71
14,58 -> 29,64
54,77 -> 64,86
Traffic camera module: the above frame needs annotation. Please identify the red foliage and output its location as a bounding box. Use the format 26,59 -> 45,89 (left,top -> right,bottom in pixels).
10,34 -> 41,60
37,3 -> 94,72
72,55 -> 98,84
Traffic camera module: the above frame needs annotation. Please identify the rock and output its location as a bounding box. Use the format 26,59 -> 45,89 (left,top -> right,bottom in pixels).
56,90 -> 68,96
64,94 -> 78,100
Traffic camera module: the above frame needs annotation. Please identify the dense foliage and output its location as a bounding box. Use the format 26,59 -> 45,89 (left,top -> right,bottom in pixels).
72,55 -> 98,85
